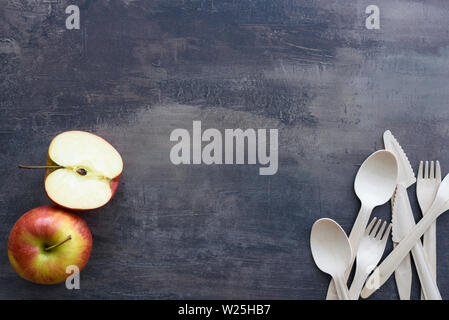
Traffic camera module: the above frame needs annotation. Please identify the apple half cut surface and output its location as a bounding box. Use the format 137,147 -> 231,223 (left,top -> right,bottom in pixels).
44,131 -> 123,210
20,130 -> 124,210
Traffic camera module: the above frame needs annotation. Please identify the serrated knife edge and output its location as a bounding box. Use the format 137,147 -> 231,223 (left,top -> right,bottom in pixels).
391,185 -> 413,242
383,130 -> 416,188
391,187 -> 400,243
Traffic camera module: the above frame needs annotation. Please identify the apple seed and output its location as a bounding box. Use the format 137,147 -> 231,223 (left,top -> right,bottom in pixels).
76,168 -> 87,176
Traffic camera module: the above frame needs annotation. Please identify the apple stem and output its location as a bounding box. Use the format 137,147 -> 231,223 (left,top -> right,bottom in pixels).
18,165 -> 64,169
44,235 -> 72,251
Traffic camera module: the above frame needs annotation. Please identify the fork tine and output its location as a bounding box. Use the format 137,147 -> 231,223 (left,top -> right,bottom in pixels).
370,219 -> 382,237
375,221 -> 387,240
430,161 -> 435,179
418,161 -> 423,180
365,217 -> 377,236
436,160 -> 441,183
425,161 -> 429,179
381,223 -> 392,242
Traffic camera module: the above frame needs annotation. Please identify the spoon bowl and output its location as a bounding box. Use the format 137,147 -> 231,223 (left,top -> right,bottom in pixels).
354,150 -> 398,208
311,218 -> 352,299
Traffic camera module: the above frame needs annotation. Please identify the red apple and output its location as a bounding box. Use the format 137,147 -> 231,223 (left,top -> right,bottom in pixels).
20,131 -> 123,210
8,206 -> 92,284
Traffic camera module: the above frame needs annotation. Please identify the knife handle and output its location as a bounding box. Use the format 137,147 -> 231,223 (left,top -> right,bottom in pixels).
394,243 -> 412,300
411,241 -> 441,300
361,208 -> 440,298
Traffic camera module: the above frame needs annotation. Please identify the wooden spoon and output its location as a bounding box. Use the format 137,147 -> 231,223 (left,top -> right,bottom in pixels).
311,218 -> 352,300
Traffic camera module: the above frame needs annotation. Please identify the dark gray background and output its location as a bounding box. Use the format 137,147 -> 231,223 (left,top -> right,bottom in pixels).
1,0 -> 449,300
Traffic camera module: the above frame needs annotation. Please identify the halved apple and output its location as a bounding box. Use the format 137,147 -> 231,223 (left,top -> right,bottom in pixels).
20,131 -> 123,210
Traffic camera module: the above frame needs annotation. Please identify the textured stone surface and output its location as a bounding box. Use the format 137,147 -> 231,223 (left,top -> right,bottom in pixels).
1,0 -> 449,299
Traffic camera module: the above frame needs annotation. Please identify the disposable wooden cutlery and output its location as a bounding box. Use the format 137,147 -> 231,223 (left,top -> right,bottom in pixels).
326,150 -> 398,299
349,217 -> 391,300
361,173 -> 449,299
417,160 -> 441,299
311,218 -> 352,300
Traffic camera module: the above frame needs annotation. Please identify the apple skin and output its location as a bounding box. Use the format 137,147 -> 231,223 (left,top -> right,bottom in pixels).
8,206 -> 92,284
